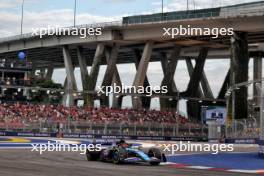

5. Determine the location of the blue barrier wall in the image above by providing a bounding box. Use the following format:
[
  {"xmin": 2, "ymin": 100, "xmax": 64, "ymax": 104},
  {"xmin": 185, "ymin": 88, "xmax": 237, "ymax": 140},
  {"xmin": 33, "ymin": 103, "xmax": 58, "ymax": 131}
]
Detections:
[
  {"xmin": 1, "ymin": 131, "xmax": 263, "ymax": 144},
  {"xmin": 0, "ymin": 131, "xmax": 207, "ymax": 141}
]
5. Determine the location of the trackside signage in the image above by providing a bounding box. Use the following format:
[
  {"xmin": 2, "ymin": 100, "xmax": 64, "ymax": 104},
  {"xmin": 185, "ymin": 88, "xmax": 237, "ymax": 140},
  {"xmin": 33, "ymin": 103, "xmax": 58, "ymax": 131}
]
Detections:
[
  {"xmin": 1, "ymin": 131, "xmax": 260, "ymax": 144},
  {"xmin": 0, "ymin": 131, "xmax": 206, "ymax": 141}
]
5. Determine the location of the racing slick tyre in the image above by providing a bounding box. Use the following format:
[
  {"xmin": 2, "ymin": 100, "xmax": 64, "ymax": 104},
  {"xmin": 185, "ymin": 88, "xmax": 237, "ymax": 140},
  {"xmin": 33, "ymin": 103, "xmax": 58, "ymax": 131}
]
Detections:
[
  {"xmin": 86, "ymin": 149, "xmax": 99, "ymax": 161},
  {"xmin": 148, "ymin": 148, "xmax": 162, "ymax": 166},
  {"xmin": 112, "ymin": 149, "xmax": 122, "ymax": 164},
  {"xmin": 99, "ymin": 149, "xmax": 107, "ymax": 162}
]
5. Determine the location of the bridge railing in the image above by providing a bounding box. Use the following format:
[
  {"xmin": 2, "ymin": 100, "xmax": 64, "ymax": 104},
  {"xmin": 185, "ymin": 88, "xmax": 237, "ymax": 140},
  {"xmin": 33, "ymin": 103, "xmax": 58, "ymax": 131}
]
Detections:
[
  {"xmin": 0, "ymin": 60, "xmax": 32, "ymax": 70},
  {"xmin": 123, "ymin": 11, "xmax": 220, "ymax": 25},
  {"xmin": 0, "ymin": 21, "xmax": 123, "ymax": 43},
  {"xmin": 220, "ymin": 9, "xmax": 264, "ymax": 18},
  {"xmin": 220, "ymin": 1, "xmax": 264, "ymax": 17}
]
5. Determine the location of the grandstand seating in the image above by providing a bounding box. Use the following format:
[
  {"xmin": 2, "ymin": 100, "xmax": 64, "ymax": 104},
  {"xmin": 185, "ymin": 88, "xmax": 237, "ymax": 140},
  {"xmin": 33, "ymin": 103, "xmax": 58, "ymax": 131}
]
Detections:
[{"xmin": 0, "ymin": 103, "xmax": 188, "ymax": 127}]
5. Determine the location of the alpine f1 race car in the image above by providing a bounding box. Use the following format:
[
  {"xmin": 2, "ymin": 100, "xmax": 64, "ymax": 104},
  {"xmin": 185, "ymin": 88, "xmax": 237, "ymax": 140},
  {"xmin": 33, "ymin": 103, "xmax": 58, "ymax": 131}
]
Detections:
[{"xmin": 86, "ymin": 139, "xmax": 165, "ymax": 165}]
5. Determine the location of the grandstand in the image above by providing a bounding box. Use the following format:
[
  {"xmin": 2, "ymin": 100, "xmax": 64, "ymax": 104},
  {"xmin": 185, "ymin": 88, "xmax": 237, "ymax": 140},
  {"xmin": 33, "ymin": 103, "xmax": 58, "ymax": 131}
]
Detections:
[{"xmin": 0, "ymin": 102, "xmax": 207, "ymax": 138}]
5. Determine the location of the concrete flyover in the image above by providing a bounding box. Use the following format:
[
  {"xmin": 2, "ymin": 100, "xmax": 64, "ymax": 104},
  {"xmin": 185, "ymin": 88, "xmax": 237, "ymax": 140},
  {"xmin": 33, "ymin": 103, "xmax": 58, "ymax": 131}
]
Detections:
[{"xmin": 0, "ymin": 1, "xmax": 264, "ymax": 120}]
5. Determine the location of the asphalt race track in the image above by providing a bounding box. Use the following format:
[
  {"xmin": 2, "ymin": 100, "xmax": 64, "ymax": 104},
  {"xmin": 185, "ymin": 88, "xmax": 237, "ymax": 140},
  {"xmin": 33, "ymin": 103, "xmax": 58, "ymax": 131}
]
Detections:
[
  {"xmin": 0, "ymin": 137, "xmax": 261, "ymax": 176},
  {"xmin": 0, "ymin": 149, "xmax": 251, "ymax": 176}
]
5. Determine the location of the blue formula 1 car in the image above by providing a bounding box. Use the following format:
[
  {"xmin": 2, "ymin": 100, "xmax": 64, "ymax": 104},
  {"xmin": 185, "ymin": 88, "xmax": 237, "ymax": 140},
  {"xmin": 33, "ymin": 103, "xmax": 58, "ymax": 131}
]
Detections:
[{"xmin": 86, "ymin": 139, "xmax": 165, "ymax": 165}]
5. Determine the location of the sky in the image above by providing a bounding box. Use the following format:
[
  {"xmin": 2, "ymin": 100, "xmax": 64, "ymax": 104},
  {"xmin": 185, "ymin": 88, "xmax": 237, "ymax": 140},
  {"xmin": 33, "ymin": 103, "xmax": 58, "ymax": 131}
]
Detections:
[
  {"xmin": 0, "ymin": 0, "xmax": 260, "ymax": 36},
  {"xmin": 0, "ymin": 0, "xmax": 262, "ymax": 113}
]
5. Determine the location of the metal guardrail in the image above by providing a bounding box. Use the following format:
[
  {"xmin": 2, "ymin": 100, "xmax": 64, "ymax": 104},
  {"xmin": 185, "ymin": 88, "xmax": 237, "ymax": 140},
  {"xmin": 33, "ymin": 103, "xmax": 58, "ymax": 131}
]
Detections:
[
  {"xmin": 226, "ymin": 118, "xmax": 260, "ymax": 139},
  {"xmin": 123, "ymin": 11, "xmax": 219, "ymax": 25},
  {"xmin": 0, "ymin": 61, "xmax": 32, "ymax": 69},
  {"xmin": 220, "ymin": 10, "xmax": 264, "ymax": 18},
  {"xmin": 124, "ymin": 9, "xmax": 264, "ymax": 25}
]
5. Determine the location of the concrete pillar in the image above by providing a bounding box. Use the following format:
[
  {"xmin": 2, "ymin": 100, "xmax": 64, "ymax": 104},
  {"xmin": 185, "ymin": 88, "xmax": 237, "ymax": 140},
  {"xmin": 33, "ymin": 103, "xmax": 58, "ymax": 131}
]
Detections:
[
  {"xmin": 160, "ymin": 46, "xmax": 181, "ymax": 112},
  {"xmin": 100, "ymin": 44, "xmax": 120, "ymax": 107},
  {"xmin": 62, "ymin": 45, "xmax": 77, "ymax": 107},
  {"xmin": 23, "ymin": 72, "xmax": 30, "ymax": 98},
  {"xmin": 185, "ymin": 58, "xmax": 203, "ymax": 121},
  {"xmin": 134, "ymin": 49, "xmax": 151, "ymax": 109},
  {"xmin": 46, "ymin": 64, "xmax": 54, "ymax": 80},
  {"xmin": 77, "ymin": 46, "xmax": 94, "ymax": 107},
  {"xmin": 186, "ymin": 58, "xmax": 213, "ymax": 99},
  {"xmin": 185, "ymin": 48, "xmax": 208, "ymax": 121},
  {"xmin": 132, "ymin": 42, "xmax": 154, "ymax": 109},
  {"xmin": 185, "ymin": 48, "xmax": 208, "ymax": 97},
  {"xmin": 201, "ymin": 70, "xmax": 213, "ymax": 99},
  {"xmin": 39, "ymin": 68, "xmax": 45, "ymax": 79},
  {"xmin": 253, "ymin": 57, "xmax": 262, "ymax": 105},
  {"xmin": 185, "ymin": 58, "xmax": 204, "ymax": 98},
  {"xmin": 90, "ymin": 43, "xmax": 105, "ymax": 90},
  {"xmin": 23, "ymin": 88, "xmax": 30, "ymax": 99},
  {"xmin": 111, "ymin": 81, "xmax": 123, "ymax": 108},
  {"xmin": 104, "ymin": 48, "xmax": 123, "ymax": 108},
  {"xmin": 230, "ymin": 32, "xmax": 249, "ymax": 119},
  {"xmin": 218, "ymin": 69, "xmax": 230, "ymax": 99},
  {"xmin": 63, "ymin": 67, "xmax": 77, "ymax": 90},
  {"xmin": 160, "ymin": 52, "xmax": 177, "ymax": 92}
]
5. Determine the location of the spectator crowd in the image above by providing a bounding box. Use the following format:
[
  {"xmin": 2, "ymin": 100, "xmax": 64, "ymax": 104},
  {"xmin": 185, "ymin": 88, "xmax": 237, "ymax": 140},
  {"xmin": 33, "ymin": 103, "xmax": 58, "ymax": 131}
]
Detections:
[{"xmin": 0, "ymin": 103, "xmax": 189, "ymax": 129}]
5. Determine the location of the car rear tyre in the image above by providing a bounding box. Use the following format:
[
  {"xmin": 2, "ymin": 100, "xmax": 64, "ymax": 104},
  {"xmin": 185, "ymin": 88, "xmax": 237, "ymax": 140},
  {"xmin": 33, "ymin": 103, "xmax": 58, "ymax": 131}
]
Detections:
[
  {"xmin": 148, "ymin": 148, "xmax": 162, "ymax": 165},
  {"xmin": 148, "ymin": 148, "xmax": 162, "ymax": 160},
  {"xmin": 150, "ymin": 161, "xmax": 160, "ymax": 166},
  {"xmin": 99, "ymin": 149, "xmax": 106, "ymax": 161},
  {"xmin": 112, "ymin": 149, "xmax": 121, "ymax": 164},
  {"xmin": 86, "ymin": 149, "xmax": 99, "ymax": 161}
]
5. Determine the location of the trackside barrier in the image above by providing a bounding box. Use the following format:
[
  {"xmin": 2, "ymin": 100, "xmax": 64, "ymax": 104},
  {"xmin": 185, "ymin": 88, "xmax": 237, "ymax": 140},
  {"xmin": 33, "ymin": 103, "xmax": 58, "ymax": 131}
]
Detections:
[
  {"xmin": 0, "ymin": 131, "xmax": 207, "ymax": 142},
  {"xmin": 202, "ymin": 138, "xmax": 261, "ymax": 144},
  {"xmin": 1, "ymin": 121, "xmax": 208, "ymax": 138},
  {"xmin": 1, "ymin": 131, "xmax": 262, "ymax": 144},
  {"xmin": 225, "ymin": 138, "xmax": 259, "ymax": 144},
  {"xmin": 0, "ymin": 131, "xmax": 56, "ymax": 137}
]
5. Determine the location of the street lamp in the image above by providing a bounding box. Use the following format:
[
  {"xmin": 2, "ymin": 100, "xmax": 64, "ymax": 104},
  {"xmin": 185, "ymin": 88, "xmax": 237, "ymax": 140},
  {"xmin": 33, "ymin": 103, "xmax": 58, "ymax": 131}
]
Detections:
[
  {"xmin": 21, "ymin": 0, "xmax": 25, "ymax": 35},
  {"xmin": 74, "ymin": 0, "xmax": 77, "ymax": 27},
  {"xmin": 161, "ymin": 0, "xmax": 164, "ymax": 21},
  {"xmin": 162, "ymin": 0, "xmax": 164, "ymax": 14}
]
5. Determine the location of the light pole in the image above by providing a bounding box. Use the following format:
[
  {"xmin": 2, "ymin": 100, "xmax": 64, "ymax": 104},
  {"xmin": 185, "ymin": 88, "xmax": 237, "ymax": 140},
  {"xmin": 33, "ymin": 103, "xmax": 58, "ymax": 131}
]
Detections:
[
  {"xmin": 162, "ymin": 0, "xmax": 164, "ymax": 14},
  {"xmin": 21, "ymin": 0, "xmax": 25, "ymax": 35},
  {"xmin": 74, "ymin": 0, "xmax": 77, "ymax": 27},
  {"xmin": 161, "ymin": 0, "xmax": 164, "ymax": 21}
]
